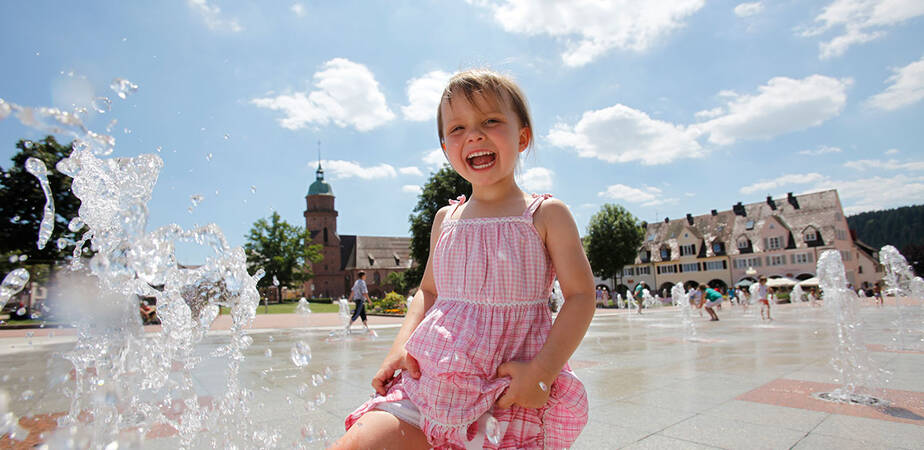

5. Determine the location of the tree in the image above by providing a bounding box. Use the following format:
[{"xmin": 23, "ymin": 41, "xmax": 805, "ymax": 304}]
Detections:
[
  {"xmin": 385, "ymin": 271, "xmax": 408, "ymax": 295},
  {"xmin": 243, "ymin": 212, "xmax": 322, "ymax": 305},
  {"xmin": 584, "ymin": 203, "xmax": 645, "ymax": 284},
  {"xmin": 406, "ymin": 165, "xmax": 471, "ymax": 287},
  {"xmin": 0, "ymin": 136, "xmax": 83, "ymax": 275}
]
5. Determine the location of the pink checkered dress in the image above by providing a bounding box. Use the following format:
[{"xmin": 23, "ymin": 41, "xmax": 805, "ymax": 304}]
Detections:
[{"xmin": 345, "ymin": 194, "xmax": 588, "ymax": 449}]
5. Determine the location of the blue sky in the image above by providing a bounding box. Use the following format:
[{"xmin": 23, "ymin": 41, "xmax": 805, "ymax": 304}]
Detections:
[{"xmin": 1, "ymin": 1, "xmax": 922, "ymax": 263}]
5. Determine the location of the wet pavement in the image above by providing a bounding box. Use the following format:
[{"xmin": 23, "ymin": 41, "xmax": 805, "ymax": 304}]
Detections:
[{"xmin": 1, "ymin": 299, "xmax": 922, "ymax": 449}]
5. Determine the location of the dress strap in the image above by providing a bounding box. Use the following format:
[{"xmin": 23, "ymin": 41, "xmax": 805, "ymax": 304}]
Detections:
[
  {"xmin": 448, "ymin": 195, "xmax": 466, "ymax": 220},
  {"xmin": 523, "ymin": 193, "xmax": 552, "ymax": 217}
]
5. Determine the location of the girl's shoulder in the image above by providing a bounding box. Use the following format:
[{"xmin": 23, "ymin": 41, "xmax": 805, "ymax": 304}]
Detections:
[{"xmin": 531, "ymin": 196, "xmax": 575, "ymax": 241}]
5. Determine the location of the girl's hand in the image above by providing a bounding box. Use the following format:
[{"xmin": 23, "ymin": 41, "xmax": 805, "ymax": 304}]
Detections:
[
  {"xmin": 371, "ymin": 349, "xmax": 421, "ymax": 396},
  {"xmin": 495, "ymin": 360, "xmax": 553, "ymax": 409}
]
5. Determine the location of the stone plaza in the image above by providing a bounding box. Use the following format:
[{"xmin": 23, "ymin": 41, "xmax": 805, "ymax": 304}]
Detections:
[{"xmin": 1, "ymin": 299, "xmax": 922, "ymax": 449}]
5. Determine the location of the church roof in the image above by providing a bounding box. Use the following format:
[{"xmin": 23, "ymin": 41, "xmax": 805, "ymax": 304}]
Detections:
[
  {"xmin": 339, "ymin": 235, "xmax": 413, "ymax": 271},
  {"xmin": 308, "ymin": 163, "xmax": 333, "ymax": 196}
]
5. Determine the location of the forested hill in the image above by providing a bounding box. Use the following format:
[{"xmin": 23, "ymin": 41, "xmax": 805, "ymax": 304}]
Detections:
[{"xmin": 847, "ymin": 204, "xmax": 924, "ymax": 250}]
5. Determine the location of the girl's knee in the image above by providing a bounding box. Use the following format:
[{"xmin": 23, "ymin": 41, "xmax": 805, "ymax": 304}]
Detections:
[{"xmin": 332, "ymin": 411, "xmax": 429, "ymax": 450}]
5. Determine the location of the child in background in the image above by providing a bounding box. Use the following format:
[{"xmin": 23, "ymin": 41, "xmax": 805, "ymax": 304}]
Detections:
[
  {"xmin": 333, "ymin": 69, "xmax": 595, "ymax": 449},
  {"xmin": 757, "ymin": 276, "xmax": 772, "ymax": 320}
]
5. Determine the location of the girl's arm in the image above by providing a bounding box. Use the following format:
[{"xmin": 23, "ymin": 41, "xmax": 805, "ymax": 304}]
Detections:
[
  {"xmin": 496, "ymin": 198, "xmax": 595, "ymax": 409},
  {"xmin": 371, "ymin": 206, "xmax": 447, "ymax": 395}
]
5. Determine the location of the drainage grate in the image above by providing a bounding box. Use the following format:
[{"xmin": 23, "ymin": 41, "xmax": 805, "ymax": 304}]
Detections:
[{"xmin": 813, "ymin": 391, "xmax": 888, "ymax": 407}]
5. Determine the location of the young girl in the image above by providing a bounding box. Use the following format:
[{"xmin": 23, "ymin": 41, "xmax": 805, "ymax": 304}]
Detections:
[{"xmin": 332, "ymin": 70, "xmax": 595, "ymax": 449}]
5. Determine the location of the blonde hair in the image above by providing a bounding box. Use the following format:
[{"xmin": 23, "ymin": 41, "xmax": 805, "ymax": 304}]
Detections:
[{"xmin": 436, "ymin": 69, "xmax": 533, "ymax": 148}]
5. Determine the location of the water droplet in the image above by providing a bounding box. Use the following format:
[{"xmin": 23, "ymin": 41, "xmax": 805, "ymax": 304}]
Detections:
[
  {"xmin": 272, "ymin": 275, "xmax": 279, "ymax": 286},
  {"xmin": 206, "ymin": 153, "xmax": 213, "ymax": 161},
  {"xmin": 314, "ymin": 392, "xmax": 326, "ymax": 405},
  {"xmin": 30, "ymin": 313, "xmax": 38, "ymax": 319},
  {"xmin": 1, "ymin": 269, "xmax": 30, "ymax": 308},
  {"xmin": 268, "ymin": 335, "xmax": 274, "ymax": 343},
  {"xmin": 311, "ymin": 374, "xmax": 323, "ymax": 387},
  {"xmin": 324, "ymin": 367, "xmax": 332, "ymax": 379},
  {"xmin": 296, "ymin": 298, "xmax": 311, "ymax": 316},
  {"xmin": 538, "ymin": 381, "xmax": 548, "ymax": 392},
  {"xmin": 290, "ymin": 341, "xmax": 312, "ymax": 367},
  {"xmin": 110, "ymin": 78, "xmax": 138, "ymax": 99},
  {"xmin": 485, "ymin": 415, "xmax": 500, "ymax": 444},
  {"xmin": 264, "ymin": 348, "xmax": 272, "ymax": 358},
  {"xmin": 23, "ymin": 140, "xmax": 33, "ymax": 149},
  {"xmin": 296, "ymin": 383, "xmax": 309, "ymax": 397},
  {"xmin": 25, "ymin": 158, "xmax": 54, "ymax": 250},
  {"xmin": 20, "ymin": 390, "xmax": 34, "ymax": 401},
  {"xmin": 223, "ymin": 134, "xmax": 230, "ymax": 140},
  {"xmin": 11, "ymin": 216, "xmax": 19, "ymax": 223},
  {"xmin": 16, "ymin": 307, "xmax": 26, "ymax": 316},
  {"xmin": 188, "ymin": 194, "xmax": 204, "ymax": 213},
  {"xmin": 155, "ymin": 146, "xmax": 162, "ymax": 153},
  {"xmin": 122, "ymin": 128, "xmax": 132, "ymax": 135},
  {"xmin": 250, "ymin": 185, "xmax": 256, "ymax": 194},
  {"xmin": 17, "ymin": 255, "xmax": 26, "ymax": 262},
  {"xmin": 68, "ymin": 217, "xmax": 85, "ymax": 232},
  {"xmin": 92, "ymin": 97, "xmax": 111, "ymax": 113},
  {"xmin": 106, "ymin": 119, "xmax": 117, "ymax": 133}
]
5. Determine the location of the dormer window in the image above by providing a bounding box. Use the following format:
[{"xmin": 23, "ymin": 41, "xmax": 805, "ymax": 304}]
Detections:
[
  {"xmin": 737, "ymin": 237, "xmax": 748, "ymax": 249},
  {"xmin": 393, "ymin": 252, "xmax": 400, "ymax": 266},
  {"xmin": 660, "ymin": 248, "xmax": 671, "ymax": 260},
  {"xmin": 368, "ymin": 254, "xmax": 375, "ymax": 266},
  {"xmin": 745, "ymin": 220, "xmax": 755, "ymax": 230},
  {"xmin": 805, "ymin": 230, "xmax": 817, "ymax": 242}
]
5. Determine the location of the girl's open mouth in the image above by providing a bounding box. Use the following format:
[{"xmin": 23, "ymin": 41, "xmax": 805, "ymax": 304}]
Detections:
[{"xmin": 466, "ymin": 151, "xmax": 496, "ymax": 170}]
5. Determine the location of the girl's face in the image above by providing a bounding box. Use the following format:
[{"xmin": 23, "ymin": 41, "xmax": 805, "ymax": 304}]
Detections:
[{"xmin": 439, "ymin": 91, "xmax": 530, "ymax": 187}]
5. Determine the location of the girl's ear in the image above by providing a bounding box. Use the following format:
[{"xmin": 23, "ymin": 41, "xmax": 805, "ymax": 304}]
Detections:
[{"xmin": 518, "ymin": 127, "xmax": 531, "ymax": 152}]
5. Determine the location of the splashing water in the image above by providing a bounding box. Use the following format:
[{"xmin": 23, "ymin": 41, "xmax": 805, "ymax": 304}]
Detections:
[
  {"xmin": 550, "ymin": 279, "xmax": 564, "ymax": 311},
  {"xmin": 290, "ymin": 341, "xmax": 312, "ymax": 367},
  {"xmin": 673, "ymin": 284, "xmax": 696, "ymax": 340},
  {"xmin": 792, "ymin": 284, "xmax": 804, "ymax": 304},
  {"xmin": 485, "ymin": 414, "xmax": 501, "ymax": 444},
  {"xmin": 296, "ymin": 297, "xmax": 311, "ymax": 317},
  {"xmin": 109, "ymin": 78, "xmax": 138, "ymax": 99},
  {"xmin": 25, "ymin": 157, "xmax": 55, "ymax": 249},
  {"xmin": 879, "ymin": 245, "xmax": 920, "ymax": 350},
  {"xmin": 92, "ymin": 97, "xmax": 111, "ymax": 114},
  {"xmin": 3, "ymin": 95, "xmax": 279, "ymax": 447},
  {"xmin": 816, "ymin": 250, "xmax": 884, "ymax": 404},
  {"xmin": 1, "ymin": 268, "xmax": 30, "ymax": 310}
]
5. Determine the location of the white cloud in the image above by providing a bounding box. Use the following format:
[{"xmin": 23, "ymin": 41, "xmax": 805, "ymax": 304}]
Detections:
[
  {"xmin": 422, "ymin": 148, "xmax": 446, "ymax": 169},
  {"xmin": 548, "ymin": 104, "xmax": 704, "ymax": 165},
  {"xmin": 843, "ymin": 159, "xmax": 924, "ymax": 171},
  {"xmin": 734, "ymin": 2, "xmax": 763, "ymax": 17},
  {"xmin": 402, "ymin": 70, "xmax": 452, "ymax": 121},
  {"xmin": 517, "ymin": 167, "xmax": 554, "ymax": 192},
  {"xmin": 798, "ymin": 145, "xmax": 842, "ymax": 156},
  {"xmin": 598, "ymin": 184, "xmax": 674, "ymax": 207},
  {"xmin": 739, "ymin": 173, "xmax": 825, "ymax": 195},
  {"xmin": 470, "ymin": 0, "xmax": 706, "ymax": 67},
  {"xmin": 818, "ymin": 174, "xmax": 924, "ymax": 214},
  {"xmin": 187, "ymin": 0, "xmax": 243, "ymax": 32},
  {"xmin": 695, "ymin": 75, "xmax": 850, "ymax": 145},
  {"xmin": 867, "ymin": 56, "xmax": 924, "ymax": 111},
  {"xmin": 802, "ymin": 0, "xmax": 924, "ymax": 59},
  {"xmin": 290, "ymin": 3, "xmax": 306, "ymax": 17},
  {"xmin": 694, "ymin": 107, "xmax": 724, "ymax": 119},
  {"xmin": 885, "ymin": 148, "xmax": 900, "ymax": 155},
  {"xmin": 402, "ymin": 185, "xmax": 422, "ymax": 194},
  {"xmin": 399, "ymin": 166, "xmax": 423, "ymax": 176},
  {"xmin": 322, "ymin": 160, "xmax": 397, "ymax": 180},
  {"xmin": 251, "ymin": 58, "xmax": 395, "ymax": 132}
]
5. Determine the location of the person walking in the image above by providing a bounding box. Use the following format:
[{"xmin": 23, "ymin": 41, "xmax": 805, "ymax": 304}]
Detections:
[{"xmin": 347, "ymin": 271, "xmax": 371, "ymax": 334}]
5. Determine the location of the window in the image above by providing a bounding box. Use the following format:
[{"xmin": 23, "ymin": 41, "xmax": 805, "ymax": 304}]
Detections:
[
  {"xmin": 859, "ymin": 265, "xmax": 863, "ymax": 274},
  {"xmin": 374, "ymin": 272, "xmax": 381, "ymax": 284},
  {"xmin": 767, "ymin": 236, "xmax": 782, "ymax": 250},
  {"xmin": 637, "ymin": 266, "xmax": 651, "ymax": 275},
  {"xmin": 323, "ymin": 227, "xmax": 328, "ymax": 243},
  {"xmin": 712, "ymin": 243, "xmax": 724, "ymax": 254},
  {"xmin": 746, "ymin": 220, "xmax": 755, "ymax": 230},
  {"xmin": 840, "ymin": 250, "xmax": 851, "ymax": 261},
  {"xmin": 737, "ymin": 238, "xmax": 749, "ymax": 249},
  {"xmin": 767, "ymin": 255, "xmax": 785, "ymax": 266},
  {"xmin": 660, "ymin": 248, "xmax": 671, "ymax": 260},
  {"xmin": 792, "ymin": 253, "xmax": 812, "ymax": 264},
  {"xmin": 657, "ymin": 265, "xmax": 677, "ymax": 274},
  {"xmin": 705, "ymin": 260, "xmax": 726, "ymax": 271},
  {"xmin": 640, "ymin": 251, "xmax": 651, "ymax": 263},
  {"xmin": 680, "ymin": 244, "xmax": 696, "ymax": 256},
  {"xmin": 681, "ymin": 263, "xmax": 700, "ymax": 272},
  {"xmin": 804, "ymin": 230, "xmax": 817, "ymax": 242},
  {"xmin": 623, "ymin": 267, "xmax": 635, "ymax": 276},
  {"xmin": 735, "ymin": 256, "xmax": 762, "ymax": 269},
  {"xmin": 647, "ymin": 233, "xmax": 656, "ymax": 241}
]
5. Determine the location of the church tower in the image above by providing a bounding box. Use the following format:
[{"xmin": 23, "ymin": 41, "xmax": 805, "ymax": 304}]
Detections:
[{"xmin": 304, "ymin": 158, "xmax": 341, "ymax": 297}]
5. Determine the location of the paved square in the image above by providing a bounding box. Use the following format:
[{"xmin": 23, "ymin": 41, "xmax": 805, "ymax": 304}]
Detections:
[{"xmin": 0, "ymin": 299, "xmax": 921, "ymax": 448}]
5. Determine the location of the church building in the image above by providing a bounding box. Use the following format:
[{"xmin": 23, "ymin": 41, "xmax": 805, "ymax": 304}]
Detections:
[{"xmin": 303, "ymin": 162, "xmax": 413, "ymax": 299}]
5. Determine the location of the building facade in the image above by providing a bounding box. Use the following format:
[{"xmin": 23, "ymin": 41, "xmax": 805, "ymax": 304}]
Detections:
[
  {"xmin": 303, "ymin": 163, "xmax": 413, "ymax": 298},
  {"xmin": 607, "ymin": 189, "xmax": 882, "ymax": 296}
]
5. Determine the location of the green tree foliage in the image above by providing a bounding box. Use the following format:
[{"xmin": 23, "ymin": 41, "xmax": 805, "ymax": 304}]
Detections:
[
  {"xmin": 584, "ymin": 203, "xmax": 645, "ymax": 281},
  {"xmin": 846, "ymin": 204, "xmax": 924, "ymax": 251},
  {"xmin": 244, "ymin": 212, "xmax": 322, "ymax": 302},
  {"xmin": 0, "ymin": 136, "xmax": 83, "ymax": 273},
  {"xmin": 385, "ymin": 271, "xmax": 408, "ymax": 295},
  {"xmin": 406, "ymin": 165, "xmax": 471, "ymax": 287}
]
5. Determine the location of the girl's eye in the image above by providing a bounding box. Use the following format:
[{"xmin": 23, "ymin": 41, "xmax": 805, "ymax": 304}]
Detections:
[
  {"xmin": 449, "ymin": 126, "xmax": 463, "ymax": 134},
  {"xmin": 484, "ymin": 119, "xmax": 499, "ymax": 125}
]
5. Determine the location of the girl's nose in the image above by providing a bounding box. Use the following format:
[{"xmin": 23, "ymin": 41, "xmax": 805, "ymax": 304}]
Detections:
[{"xmin": 466, "ymin": 128, "xmax": 485, "ymax": 142}]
